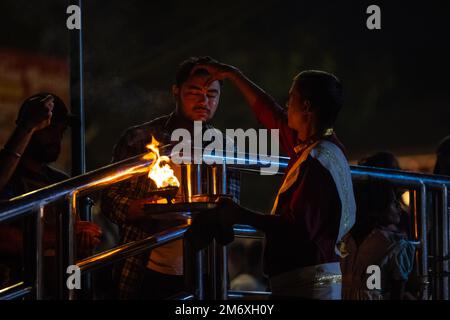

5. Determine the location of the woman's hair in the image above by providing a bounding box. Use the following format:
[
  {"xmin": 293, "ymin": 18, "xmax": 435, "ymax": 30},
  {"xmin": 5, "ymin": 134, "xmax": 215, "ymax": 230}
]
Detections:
[
  {"xmin": 293, "ymin": 70, "xmax": 343, "ymax": 130},
  {"xmin": 358, "ymin": 151, "xmax": 400, "ymax": 170},
  {"xmin": 351, "ymin": 179, "xmax": 401, "ymax": 242}
]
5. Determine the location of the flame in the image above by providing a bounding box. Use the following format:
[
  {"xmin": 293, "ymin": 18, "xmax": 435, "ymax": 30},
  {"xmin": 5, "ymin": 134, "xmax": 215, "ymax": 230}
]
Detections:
[{"xmin": 144, "ymin": 136, "xmax": 180, "ymax": 188}]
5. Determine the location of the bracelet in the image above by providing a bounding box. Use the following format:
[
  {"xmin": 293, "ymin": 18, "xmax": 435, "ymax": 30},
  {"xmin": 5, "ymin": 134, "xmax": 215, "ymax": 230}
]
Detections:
[{"xmin": 2, "ymin": 147, "xmax": 22, "ymax": 159}]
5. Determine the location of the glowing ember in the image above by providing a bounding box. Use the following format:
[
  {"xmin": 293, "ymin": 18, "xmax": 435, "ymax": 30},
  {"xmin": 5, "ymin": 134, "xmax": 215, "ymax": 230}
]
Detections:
[{"xmin": 143, "ymin": 137, "xmax": 180, "ymax": 188}]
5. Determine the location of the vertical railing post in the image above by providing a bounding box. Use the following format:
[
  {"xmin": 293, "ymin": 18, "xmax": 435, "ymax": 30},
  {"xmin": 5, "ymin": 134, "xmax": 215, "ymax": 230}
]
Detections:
[
  {"xmin": 219, "ymin": 245, "xmax": 228, "ymax": 300},
  {"xmin": 208, "ymin": 241, "xmax": 217, "ymax": 300},
  {"xmin": 183, "ymin": 233, "xmax": 194, "ymax": 298},
  {"xmin": 68, "ymin": 0, "xmax": 90, "ymax": 298},
  {"xmin": 70, "ymin": 0, "xmax": 86, "ymax": 181},
  {"xmin": 441, "ymin": 185, "xmax": 448, "ymax": 300},
  {"xmin": 206, "ymin": 241, "xmax": 228, "ymax": 300},
  {"xmin": 433, "ymin": 190, "xmax": 441, "ymax": 299},
  {"xmin": 418, "ymin": 183, "xmax": 429, "ymax": 299},
  {"xmin": 35, "ymin": 205, "xmax": 44, "ymax": 299},
  {"xmin": 196, "ymin": 250, "xmax": 205, "ymax": 300},
  {"xmin": 59, "ymin": 192, "xmax": 76, "ymax": 300},
  {"xmin": 182, "ymin": 233, "xmax": 205, "ymax": 300}
]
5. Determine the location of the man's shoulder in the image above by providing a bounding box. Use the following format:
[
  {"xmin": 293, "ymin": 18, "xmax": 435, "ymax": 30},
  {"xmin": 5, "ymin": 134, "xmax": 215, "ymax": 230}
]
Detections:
[
  {"xmin": 125, "ymin": 114, "xmax": 171, "ymax": 135},
  {"xmin": 120, "ymin": 114, "xmax": 173, "ymax": 145}
]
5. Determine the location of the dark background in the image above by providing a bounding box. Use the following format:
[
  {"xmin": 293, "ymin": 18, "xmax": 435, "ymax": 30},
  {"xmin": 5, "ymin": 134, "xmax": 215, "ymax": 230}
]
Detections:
[{"xmin": 1, "ymin": 0, "xmax": 449, "ymax": 211}]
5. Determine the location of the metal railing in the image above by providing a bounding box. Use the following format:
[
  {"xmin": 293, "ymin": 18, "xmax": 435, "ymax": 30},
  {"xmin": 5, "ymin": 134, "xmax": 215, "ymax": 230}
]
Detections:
[
  {"xmin": 1, "ymin": 153, "xmax": 449, "ymax": 300},
  {"xmin": 349, "ymin": 165, "xmax": 450, "ymax": 300},
  {"xmin": 0, "ymin": 153, "xmax": 153, "ymax": 300}
]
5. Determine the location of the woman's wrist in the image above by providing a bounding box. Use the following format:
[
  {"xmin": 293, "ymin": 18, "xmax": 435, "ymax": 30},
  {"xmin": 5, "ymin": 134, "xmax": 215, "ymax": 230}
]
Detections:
[{"xmin": 226, "ymin": 66, "xmax": 242, "ymax": 82}]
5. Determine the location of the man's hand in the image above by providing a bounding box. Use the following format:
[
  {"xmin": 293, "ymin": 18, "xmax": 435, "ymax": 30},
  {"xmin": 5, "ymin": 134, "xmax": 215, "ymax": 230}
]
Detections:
[
  {"xmin": 17, "ymin": 95, "xmax": 54, "ymax": 132},
  {"xmin": 127, "ymin": 197, "xmax": 160, "ymax": 222},
  {"xmin": 75, "ymin": 221, "xmax": 102, "ymax": 255}
]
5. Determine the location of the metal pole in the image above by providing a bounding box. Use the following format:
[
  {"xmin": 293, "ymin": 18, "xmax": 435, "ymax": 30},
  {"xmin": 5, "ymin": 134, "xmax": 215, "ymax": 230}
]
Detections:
[
  {"xmin": 0, "ymin": 283, "xmax": 33, "ymax": 300},
  {"xmin": 409, "ymin": 189, "xmax": 417, "ymax": 241},
  {"xmin": 183, "ymin": 236, "xmax": 195, "ymax": 299},
  {"xmin": 207, "ymin": 241, "xmax": 229, "ymax": 300},
  {"xmin": 220, "ymin": 245, "xmax": 228, "ymax": 300},
  {"xmin": 70, "ymin": 0, "xmax": 86, "ymax": 179},
  {"xmin": 433, "ymin": 191, "xmax": 441, "ymax": 299},
  {"xmin": 35, "ymin": 205, "xmax": 44, "ymax": 299},
  {"xmin": 68, "ymin": 2, "xmax": 91, "ymax": 298},
  {"xmin": 418, "ymin": 183, "xmax": 429, "ymax": 300},
  {"xmin": 210, "ymin": 241, "xmax": 217, "ymax": 299},
  {"xmin": 76, "ymin": 225, "xmax": 189, "ymax": 273},
  {"xmin": 441, "ymin": 185, "xmax": 448, "ymax": 299},
  {"xmin": 196, "ymin": 250, "xmax": 204, "ymax": 300},
  {"xmin": 60, "ymin": 193, "xmax": 76, "ymax": 300},
  {"xmin": 410, "ymin": 188, "xmax": 423, "ymax": 299}
]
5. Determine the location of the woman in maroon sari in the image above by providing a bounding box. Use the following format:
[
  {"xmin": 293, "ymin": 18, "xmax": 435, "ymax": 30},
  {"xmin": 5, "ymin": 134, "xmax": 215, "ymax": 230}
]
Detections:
[{"xmin": 187, "ymin": 61, "xmax": 356, "ymax": 299}]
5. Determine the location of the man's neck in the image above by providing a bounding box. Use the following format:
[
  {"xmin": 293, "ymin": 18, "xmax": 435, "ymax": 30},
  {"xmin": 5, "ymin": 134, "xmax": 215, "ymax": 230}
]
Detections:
[
  {"xmin": 171, "ymin": 112, "xmax": 208, "ymax": 134},
  {"xmin": 173, "ymin": 112, "xmax": 194, "ymax": 130}
]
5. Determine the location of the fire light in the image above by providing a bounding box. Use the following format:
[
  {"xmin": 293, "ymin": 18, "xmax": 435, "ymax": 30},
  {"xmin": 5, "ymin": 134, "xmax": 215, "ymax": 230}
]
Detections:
[{"xmin": 144, "ymin": 136, "xmax": 180, "ymax": 189}]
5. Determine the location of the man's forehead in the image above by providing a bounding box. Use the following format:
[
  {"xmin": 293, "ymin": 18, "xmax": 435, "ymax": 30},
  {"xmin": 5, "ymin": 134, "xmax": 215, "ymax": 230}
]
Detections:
[{"xmin": 183, "ymin": 73, "xmax": 220, "ymax": 90}]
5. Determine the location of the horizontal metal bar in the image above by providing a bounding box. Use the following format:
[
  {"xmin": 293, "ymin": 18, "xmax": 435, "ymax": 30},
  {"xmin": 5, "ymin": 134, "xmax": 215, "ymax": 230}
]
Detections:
[
  {"xmin": 0, "ymin": 282, "xmax": 33, "ymax": 300},
  {"xmin": 1, "ymin": 151, "xmax": 449, "ymax": 225},
  {"xmin": 227, "ymin": 160, "xmax": 450, "ymax": 188},
  {"xmin": 169, "ymin": 292, "xmax": 196, "ymax": 300},
  {"xmin": 76, "ymin": 224, "xmax": 189, "ymax": 274},
  {"xmin": 233, "ymin": 225, "xmax": 264, "ymax": 239},
  {"xmin": 227, "ymin": 290, "xmax": 272, "ymax": 298},
  {"xmin": 350, "ymin": 165, "xmax": 450, "ymax": 186},
  {"xmin": 0, "ymin": 153, "xmax": 153, "ymax": 223}
]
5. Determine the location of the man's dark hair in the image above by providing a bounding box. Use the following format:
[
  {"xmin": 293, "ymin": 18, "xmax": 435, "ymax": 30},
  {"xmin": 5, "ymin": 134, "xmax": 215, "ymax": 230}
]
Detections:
[
  {"xmin": 294, "ymin": 70, "xmax": 343, "ymax": 130},
  {"xmin": 175, "ymin": 56, "xmax": 223, "ymax": 87}
]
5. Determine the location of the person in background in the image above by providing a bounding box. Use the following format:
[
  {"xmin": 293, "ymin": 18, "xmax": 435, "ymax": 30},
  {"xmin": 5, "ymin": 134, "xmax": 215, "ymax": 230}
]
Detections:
[
  {"xmin": 0, "ymin": 93, "xmax": 102, "ymax": 297},
  {"xmin": 339, "ymin": 180, "xmax": 417, "ymax": 300},
  {"xmin": 358, "ymin": 151, "xmax": 400, "ymax": 170},
  {"xmin": 434, "ymin": 136, "xmax": 450, "ymax": 176}
]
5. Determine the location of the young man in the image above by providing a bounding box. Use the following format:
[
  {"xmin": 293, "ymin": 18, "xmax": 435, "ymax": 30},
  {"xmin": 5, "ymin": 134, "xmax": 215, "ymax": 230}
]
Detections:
[
  {"xmin": 0, "ymin": 93, "xmax": 101, "ymax": 296},
  {"xmin": 187, "ymin": 62, "xmax": 356, "ymax": 299},
  {"xmin": 101, "ymin": 56, "xmax": 240, "ymax": 299}
]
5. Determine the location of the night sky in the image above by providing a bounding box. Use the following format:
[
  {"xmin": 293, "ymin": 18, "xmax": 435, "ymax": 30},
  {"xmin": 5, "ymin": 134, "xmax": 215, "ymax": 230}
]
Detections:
[{"xmin": 1, "ymin": 0, "xmax": 449, "ymax": 210}]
